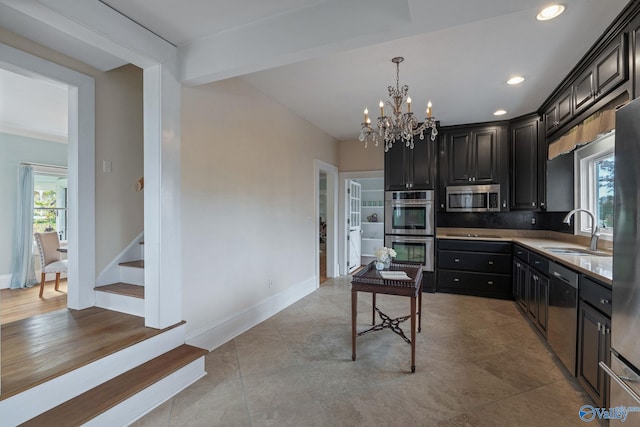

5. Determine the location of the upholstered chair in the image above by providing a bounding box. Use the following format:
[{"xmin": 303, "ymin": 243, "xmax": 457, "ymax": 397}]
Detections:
[{"xmin": 34, "ymin": 231, "xmax": 67, "ymax": 297}]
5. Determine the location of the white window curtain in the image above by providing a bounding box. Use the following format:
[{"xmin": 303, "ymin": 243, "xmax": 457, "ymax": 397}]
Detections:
[{"xmin": 9, "ymin": 164, "xmax": 37, "ymax": 289}]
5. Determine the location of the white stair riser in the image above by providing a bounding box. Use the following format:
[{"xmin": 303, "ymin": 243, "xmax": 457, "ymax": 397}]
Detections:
[
  {"xmin": 95, "ymin": 291, "xmax": 144, "ymax": 317},
  {"xmin": 120, "ymin": 266, "xmax": 144, "ymax": 285},
  {"xmin": 85, "ymin": 357, "xmax": 206, "ymax": 427},
  {"xmin": 0, "ymin": 326, "xmax": 186, "ymax": 426}
]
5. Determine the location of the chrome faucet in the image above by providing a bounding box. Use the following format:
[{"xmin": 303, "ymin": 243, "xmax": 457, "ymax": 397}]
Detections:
[{"xmin": 563, "ymin": 208, "xmax": 600, "ymax": 251}]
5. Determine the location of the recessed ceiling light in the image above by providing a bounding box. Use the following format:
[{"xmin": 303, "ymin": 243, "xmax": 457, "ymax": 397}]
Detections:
[
  {"xmin": 507, "ymin": 76, "xmax": 525, "ymax": 85},
  {"xmin": 494, "ymin": 109, "xmax": 507, "ymax": 116},
  {"xmin": 537, "ymin": 4, "xmax": 566, "ymax": 21}
]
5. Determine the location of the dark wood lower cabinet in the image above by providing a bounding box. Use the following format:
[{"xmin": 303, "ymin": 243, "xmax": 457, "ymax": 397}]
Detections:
[
  {"xmin": 577, "ymin": 276, "xmax": 612, "ymax": 409},
  {"xmin": 512, "ymin": 245, "xmax": 548, "ymax": 336},
  {"xmin": 437, "ymin": 239, "xmax": 512, "ymax": 299}
]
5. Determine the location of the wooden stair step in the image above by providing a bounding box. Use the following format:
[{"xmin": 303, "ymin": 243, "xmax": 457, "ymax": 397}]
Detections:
[
  {"xmin": 95, "ymin": 282, "xmax": 144, "ymax": 299},
  {"xmin": 119, "ymin": 260, "xmax": 144, "ymax": 269},
  {"xmin": 21, "ymin": 344, "xmax": 207, "ymax": 426}
]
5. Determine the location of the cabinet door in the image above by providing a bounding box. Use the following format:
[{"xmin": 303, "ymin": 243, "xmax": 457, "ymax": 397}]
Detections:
[
  {"xmin": 544, "ymin": 104, "xmax": 558, "ymax": 135},
  {"xmin": 557, "ymin": 90, "xmax": 573, "ymax": 128},
  {"xmin": 513, "ymin": 259, "xmax": 527, "ymax": 311},
  {"xmin": 409, "ymin": 137, "xmax": 435, "ymax": 190},
  {"xmin": 384, "ymin": 140, "xmax": 406, "ymax": 190},
  {"xmin": 545, "ymin": 89, "xmax": 572, "ymax": 136},
  {"xmin": 631, "ymin": 14, "xmax": 640, "ymax": 99},
  {"xmin": 472, "ymin": 127, "xmax": 498, "ymax": 183},
  {"xmin": 511, "ymin": 117, "xmax": 538, "ymax": 210},
  {"xmin": 573, "ymin": 68, "xmax": 595, "ymax": 115},
  {"xmin": 536, "ymin": 274, "xmax": 549, "ymax": 335},
  {"xmin": 578, "ymin": 302, "xmax": 610, "ymax": 408},
  {"xmin": 527, "ymin": 268, "xmax": 537, "ymax": 322},
  {"xmin": 445, "ymin": 131, "xmax": 472, "ymax": 185},
  {"xmin": 595, "ymin": 34, "xmax": 627, "ymax": 98}
]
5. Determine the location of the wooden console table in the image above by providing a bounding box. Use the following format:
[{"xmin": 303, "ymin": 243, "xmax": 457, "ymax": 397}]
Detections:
[{"xmin": 351, "ymin": 261, "xmax": 423, "ymax": 372}]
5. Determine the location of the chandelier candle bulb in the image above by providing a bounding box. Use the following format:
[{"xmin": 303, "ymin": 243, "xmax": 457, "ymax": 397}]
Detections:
[
  {"xmin": 427, "ymin": 101, "xmax": 432, "ymax": 118},
  {"xmin": 379, "ymin": 100, "xmax": 384, "ymax": 117},
  {"xmin": 364, "ymin": 108, "xmax": 369, "ymax": 122},
  {"xmin": 407, "ymin": 96, "xmax": 412, "ymax": 113}
]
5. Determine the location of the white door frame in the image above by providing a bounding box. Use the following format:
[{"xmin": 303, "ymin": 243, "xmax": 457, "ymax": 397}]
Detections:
[
  {"xmin": 314, "ymin": 160, "xmax": 338, "ymax": 284},
  {"xmin": 0, "ymin": 43, "xmax": 96, "ymax": 309},
  {"xmin": 338, "ymin": 170, "xmax": 384, "ymax": 276}
]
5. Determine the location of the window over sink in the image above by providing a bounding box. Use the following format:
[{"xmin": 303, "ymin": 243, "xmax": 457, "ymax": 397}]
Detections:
[{"xmin": 575, "ymin": 132, "xmax": 615, "ymax": 239}]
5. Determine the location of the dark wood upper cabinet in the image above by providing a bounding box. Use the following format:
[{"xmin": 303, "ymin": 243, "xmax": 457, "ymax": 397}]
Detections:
[
  {"xmin": 544, "ymin": 88, "xmax": 572, "ymax": 136},
  {"xmin": 443, "ymin": 126, "xmax": 499, "ymax": 185},
  {"xmin": 511, "ymin": 116, "xmax": 541, "ymax": 210},
  {"xmin": 629, "ymin": 11, "xmax": 640, "ymax": 99},
  {"xmin": 572, "ymin": 33, "xmax": 628, "ymax": 115},
  {"xmin": 384, "ymin": 137, "xmax": 436, "ymax": 191}
]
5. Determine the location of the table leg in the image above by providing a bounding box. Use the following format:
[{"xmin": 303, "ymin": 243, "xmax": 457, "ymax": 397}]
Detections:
[
  {"xmin": 352, "ymin": 289, "xmax": 357, "ymax": 361},
  {"xmin": 418, "ymin": 286, "xmax": 422, "ymax": 333},
  {"xmin": 410, "ymin": 296, "xmax": 416, "ymax": 373},
  {"xmin": 372, "ymin": 292, "xmax": 376, "ymax": 325}
]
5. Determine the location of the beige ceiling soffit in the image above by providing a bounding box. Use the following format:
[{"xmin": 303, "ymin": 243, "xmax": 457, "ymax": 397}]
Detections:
[{"xmin": 548, "ymin": 92, "xmax": 629, "ymax": 160}]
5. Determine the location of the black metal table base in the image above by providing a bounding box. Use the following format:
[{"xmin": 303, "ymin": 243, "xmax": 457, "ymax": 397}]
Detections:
[{"xmin": 357, "ymin": 307, "xmax": 412, "ymax": 344}]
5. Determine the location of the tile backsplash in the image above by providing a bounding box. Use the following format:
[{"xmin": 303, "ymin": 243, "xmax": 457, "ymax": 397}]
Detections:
[{"xmin": 436, "ymin": 211, "xmax": 573, "ymax": 234}]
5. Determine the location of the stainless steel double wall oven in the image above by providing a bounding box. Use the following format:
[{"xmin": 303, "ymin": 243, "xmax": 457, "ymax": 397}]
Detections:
[{"xmin": 384, "ymin": 190, "xmax": 435, "ymax": 272}]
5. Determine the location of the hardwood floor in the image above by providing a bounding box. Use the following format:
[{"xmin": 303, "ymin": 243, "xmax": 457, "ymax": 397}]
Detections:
[
  {"xmin": 1, "ymin": 279, "xmax": 68, "ymax": 324},
  {"xmin": 0, "ymin": 306, "xmax": 180, "ymax": 400}
]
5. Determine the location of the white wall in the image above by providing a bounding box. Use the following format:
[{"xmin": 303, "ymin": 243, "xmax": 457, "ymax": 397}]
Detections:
[
  {"xmin": 0, "ymin": 133, "xmax": 67, "ymax": 280},
  {"xmin": 181, "ymin": 77, "xmax": 338, "ymax": 345},
  {"xmin": 339, "ymin": 138, "xmax": 384, "ymax": 172},
  {"xmin": 0, "ymin": 29, "xmax": 144, "ymax": 276}
]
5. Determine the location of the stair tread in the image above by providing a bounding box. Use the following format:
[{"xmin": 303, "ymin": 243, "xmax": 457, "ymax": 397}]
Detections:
[
  {"xmin": 21, "ymin": 344, "xmax": 207, "ymax": 426},
  {"xmin": 95, "ymin": 283, "xmax": 144, "ymax": 299},
  {"xmin": 119, "ymin": 260, "xmax": 144, "ymax": 269}
]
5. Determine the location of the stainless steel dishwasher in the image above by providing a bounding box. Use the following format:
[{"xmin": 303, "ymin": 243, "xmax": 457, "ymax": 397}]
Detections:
[{"xmin": 548, "ymin": 262, "xmax": 579, "ymax": 376}]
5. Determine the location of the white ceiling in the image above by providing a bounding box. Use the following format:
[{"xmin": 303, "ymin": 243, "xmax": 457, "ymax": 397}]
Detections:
[
  {"xmin": 0, "ymin": 0, "xmax": 631, "ymax": 142},
  {"xmin": 0, "ymin": 67, "xmax": 68, "ymax": 143}
]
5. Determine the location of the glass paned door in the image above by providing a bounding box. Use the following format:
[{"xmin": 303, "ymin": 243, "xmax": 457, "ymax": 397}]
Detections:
[{"xmin": 348, "ymin": 180, "xmax": 362, "ymax": 273}]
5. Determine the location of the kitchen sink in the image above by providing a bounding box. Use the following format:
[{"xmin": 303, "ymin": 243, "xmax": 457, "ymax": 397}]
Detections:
[{"xmin": 543, "ymin": 247, "xmax": 612, "ymax": 257}]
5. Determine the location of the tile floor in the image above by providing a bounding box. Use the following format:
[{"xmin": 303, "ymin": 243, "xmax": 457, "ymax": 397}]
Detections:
[{"xmin": 133, "ymin": 276, "xmax": 597, "ymax": 426}]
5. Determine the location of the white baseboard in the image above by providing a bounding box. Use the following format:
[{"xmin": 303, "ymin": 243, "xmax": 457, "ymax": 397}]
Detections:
[
  {"xmin": 186, "ymin": 276, "xmax": 317, "ymax": 351},
  {"xmin": 0, "ymin": 273, "xmax": 11, "ymax": 289}
]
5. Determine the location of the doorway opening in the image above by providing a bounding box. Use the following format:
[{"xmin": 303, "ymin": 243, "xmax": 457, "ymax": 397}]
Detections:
[{"xmin": 315, "ymin": 160, "xmax": 338, "ymax": 286}]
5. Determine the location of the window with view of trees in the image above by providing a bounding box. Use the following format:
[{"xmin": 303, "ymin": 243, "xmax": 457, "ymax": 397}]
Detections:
[
  {"xmin": 33, "ymin": 173, "xmax": 68, "ymax": 241},
  {"xmin": 575, "ymin": 132, "xmax": 615, "ymax": 239}
]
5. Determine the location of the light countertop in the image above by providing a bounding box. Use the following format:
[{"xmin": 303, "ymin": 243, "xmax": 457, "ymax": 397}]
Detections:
[{"xmin": 436, "ymin": 229, "xmax": 613, "ymax": 285}]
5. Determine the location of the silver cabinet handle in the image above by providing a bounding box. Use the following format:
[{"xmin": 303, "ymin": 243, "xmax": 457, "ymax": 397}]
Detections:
[
  {"xmin": 453, "ymin": 278, "xmax": 459, "ymax": 282},
  {"xmin": 597, "ymin": 322, "xmax": 602, "ymax": 332},
  {"xmin": 531, "ymin": 202, "xmax": 536, "ymax": 207},
  {"xmin": 600, "ymin": 362, "xmax": 640, "ymax": 405},
  {"xmin": 600, "ymin": 298, "xmax": 610, "ymax": 305},
  {"xmin": 488, "ymin": 281, "xmax": 494, "ymax": 285},
  {"xmin": 488, "ymin": 261, "xmax": 494, "ymax": 265},
  {"xmin": 454, "ymin": 258, "xmax": 460, "ymax": 263}
]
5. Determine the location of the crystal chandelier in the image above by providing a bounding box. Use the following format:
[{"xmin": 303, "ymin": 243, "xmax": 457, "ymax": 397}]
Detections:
[{"xmin": 359, "ymin": 57, "xmax": 438, "ymax": 151}]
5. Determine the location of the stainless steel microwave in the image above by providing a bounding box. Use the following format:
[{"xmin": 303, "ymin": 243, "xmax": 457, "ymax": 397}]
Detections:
[{"xmin": 446, "ymin": 184, "xmax": 501, "ymax": 212}]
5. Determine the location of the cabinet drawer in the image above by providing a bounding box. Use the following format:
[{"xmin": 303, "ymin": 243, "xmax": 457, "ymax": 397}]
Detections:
[
  {"xmin": 580, "ymin": 276, "xmax": 612, "ymax": 317},
  {"xmin": 438, "ymin": 239, "xmax": 511, "ymax": 253},
  {"xmin": 513, "ymin": 245, "xmax": 529, "ymax": 263},
  {"xmin": 529, "ymin": 252, "xmax": 549, "ymax": 275},
  {"xmin": 438, "ymin": 270, "xmax": 511, "ymax": 293},
  {"xmin": 438, "ymin": 250, "xmax": 511, "ymax": 274}
]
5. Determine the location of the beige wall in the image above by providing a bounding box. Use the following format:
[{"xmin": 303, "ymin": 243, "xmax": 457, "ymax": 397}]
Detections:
[
  {"xmin": 0, "ymin": 29, "xmax": 144, "ymax": 275},
  {"xmin": 339, "ymin": 138, "xmax": 384, "ymax": 172},
  {"xmin": 181, "ymin": 77, "xmax": 338, "ymax": 339}
]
